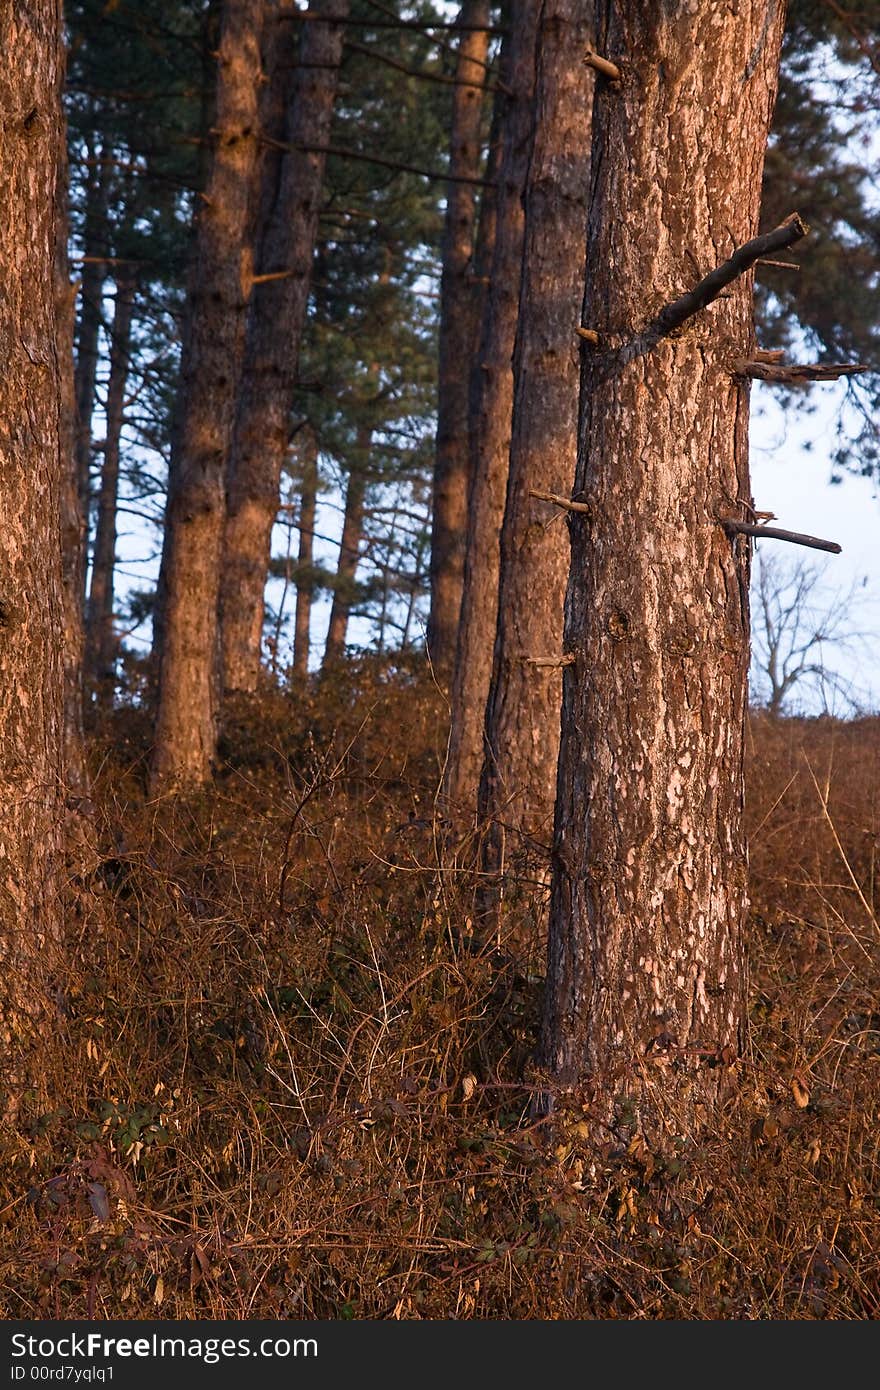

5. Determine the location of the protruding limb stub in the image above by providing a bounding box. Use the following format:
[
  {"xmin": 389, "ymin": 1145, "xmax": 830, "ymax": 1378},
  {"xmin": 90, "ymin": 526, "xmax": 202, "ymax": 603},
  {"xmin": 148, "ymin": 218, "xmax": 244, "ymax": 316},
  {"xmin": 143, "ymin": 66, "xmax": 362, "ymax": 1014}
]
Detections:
[{"xmin": 719, "ymin": 515, "xmax": 841, "ymax": 555}]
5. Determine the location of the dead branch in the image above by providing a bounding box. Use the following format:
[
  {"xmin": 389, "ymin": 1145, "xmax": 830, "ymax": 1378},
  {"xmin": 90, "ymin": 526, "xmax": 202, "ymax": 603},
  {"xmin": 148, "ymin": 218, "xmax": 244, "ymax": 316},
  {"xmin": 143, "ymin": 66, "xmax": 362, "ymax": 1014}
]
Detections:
[
  {"xmin": 529, "ymin": 489, "xmax": 591, "ymax": 515},
  {"xmin": 731, "ymin": 360, "xmax": 869, "ymax": 384},
  {"xmin": 650, "ymin": 212, "xmax": 809, "ymax": 340},
  {"xmin": 719, "ymin": 516, "xmax": 842, "ymax": 554}
]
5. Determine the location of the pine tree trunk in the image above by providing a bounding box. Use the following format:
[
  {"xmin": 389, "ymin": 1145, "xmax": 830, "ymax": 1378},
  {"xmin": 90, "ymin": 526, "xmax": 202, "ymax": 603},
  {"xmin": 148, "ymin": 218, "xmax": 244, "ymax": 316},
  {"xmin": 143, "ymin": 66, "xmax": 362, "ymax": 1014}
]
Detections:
[
  {"xmin": 425, "ymin": 0, "xmax": 491, "ymax": 676},
  {"xmin": 322, "ymin": 429, "xmax": 371, "ymax": 668},
  {"xmin": 220, "ymin": 0, "xmax": 350, "ymax": 694},
  {"xmin": 292, "ymin": 437, "xmax": 318, "ymax": 679},
  {"xmin": 151, "ymin": 0, "xmax": 265, "ymax": 790},
  {"xmin": 478, "ymin": 0, "xmax": 595, "ymax": 893},
  {"xmin": 73, "ymin": 142, "xmax": 110, "ymax": 540},
  {"xmin": 443, "ymin": 0, "xmax": 539, "ymax": 809},
  {"xmin": 0, "ymin": 0, "xmax": 67, "ymax": 1095},
  {"xmin": 56, "ymin": 135, "xmax": 89, "ymax": 795},
  {"xmin": 85, "ymin": 273, "xmax": 135, "ymax": 702},
  {"xmin": 541, "ymin": 0, "xmax": 787, "ymax": 1133}
]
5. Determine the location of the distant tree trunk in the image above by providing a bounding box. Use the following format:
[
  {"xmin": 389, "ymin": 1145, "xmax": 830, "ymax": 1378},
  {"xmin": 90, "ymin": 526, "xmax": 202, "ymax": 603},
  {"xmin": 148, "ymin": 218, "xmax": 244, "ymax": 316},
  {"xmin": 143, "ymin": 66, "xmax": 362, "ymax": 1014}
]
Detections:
[
  {"xmin": 0, "ymin": 0, "xmax": 67, "ymax": 1093},
  {"xmin": 151, "ymin": 0, "xmax": 265, "ymax": 791},
  {"xmin": 425, "ymin": 0, "xmax": 491, "ymax": 677},
  {"xmin": 541, "ymin": 0, "xmax": 786, "ymax": 1133},
  {"xmin": 73, "ymin": 141, "xmax": 110, "ymax": 544},
  {"xmin": 443, "ymin": 0, "xmax": 539, "ymax": 809},
  {"xmin": 478, "ymin": 0, "xmax": 595, "ymax": 895},
  {"xmin": 292, "ymin": 435, "xmax": 318, "ymax": 679},
  {"xmin": 56, "ymin": 127, "xmax": 89, "ymax": 796},
  {"xmin": 220, "ymin": 0, "xmax": 350, "ymax": 694},
  {"xmin": 85, "ymin": 273, "xmax": 135, "ymax": 702},
  {"xmin": 322, "ymin": 429, "xmax": 371, "ymax": 668}
]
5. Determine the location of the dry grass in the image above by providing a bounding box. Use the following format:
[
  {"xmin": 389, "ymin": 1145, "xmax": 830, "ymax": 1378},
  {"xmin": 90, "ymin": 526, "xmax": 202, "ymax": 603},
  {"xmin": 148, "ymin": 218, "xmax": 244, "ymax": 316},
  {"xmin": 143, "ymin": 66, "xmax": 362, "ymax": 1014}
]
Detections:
[{"xmin": 1, "ymin": 660, "xmax": 878, "ymax": 1319}]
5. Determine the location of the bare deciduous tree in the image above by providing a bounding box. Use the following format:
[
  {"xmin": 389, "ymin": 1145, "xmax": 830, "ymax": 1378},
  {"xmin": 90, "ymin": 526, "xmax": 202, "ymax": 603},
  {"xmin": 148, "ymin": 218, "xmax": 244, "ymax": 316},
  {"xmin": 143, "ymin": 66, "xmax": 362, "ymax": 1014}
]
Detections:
[{"xmin": 750, "ymin": 551, "xmax": 874, "ymax": 716}]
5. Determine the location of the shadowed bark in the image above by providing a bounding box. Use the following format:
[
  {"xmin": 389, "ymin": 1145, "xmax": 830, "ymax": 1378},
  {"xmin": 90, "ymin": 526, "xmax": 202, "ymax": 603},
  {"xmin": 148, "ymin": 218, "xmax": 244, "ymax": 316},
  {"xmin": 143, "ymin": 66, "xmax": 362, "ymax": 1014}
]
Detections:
[
  {"xmin": 220, "ymin": 0, "xmax": 350, "ymax": 694},
  {"xmin": 85, "ymin": 273, "xmax": 135, "ymax": 703},
  {"xmin": 322, "ymin": 428, "xmax": 371, "ymax": 668},
  {"xmin": 152, "ymin": 0, "xmax": 266, "ymax": 790},
  {"xmin": 444, "ymin": 0, "xmax": 539, "ymax": 809},
  {"xmin": 541, "ymin": 0, "xmax": 787, "ymax": 1133},
  {"xmin": 426, "ymin": 0, "xmax": 492, "ymax": 677},
  {"xmin": 73, "ymin": 142, "xmax": 110, "ymax": 544},
  {"xmin": 292, "ymin": 434, "xmax": 318, "ymax": 679},
  {"xmin": 478, "ymin": 0, "xmax": 595, "ymax": 907}
]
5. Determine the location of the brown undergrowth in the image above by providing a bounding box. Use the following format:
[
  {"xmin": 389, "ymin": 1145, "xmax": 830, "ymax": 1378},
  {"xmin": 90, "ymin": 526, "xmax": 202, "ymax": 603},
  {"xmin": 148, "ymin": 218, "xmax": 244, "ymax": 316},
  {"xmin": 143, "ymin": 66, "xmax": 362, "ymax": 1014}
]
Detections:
[{"xmin": 1, "ymin": 660, "xmax": 878, "ymax": 1319}]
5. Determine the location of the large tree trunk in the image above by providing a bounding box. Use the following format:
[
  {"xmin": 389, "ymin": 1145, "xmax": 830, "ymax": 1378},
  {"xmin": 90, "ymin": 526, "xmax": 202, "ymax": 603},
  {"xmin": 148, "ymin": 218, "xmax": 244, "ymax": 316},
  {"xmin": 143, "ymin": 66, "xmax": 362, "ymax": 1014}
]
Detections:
[
  {"xmin": 73, "ymin": 141, "xmax": 110, "ymax": 544},
  {"xmin": 0, "ymin": 0, "xmax": 67, "ymax": 1099},
  {"xmin": 292, "ymin": 434, "xmax": 318, "ymax": 679},
  {"xmin": 322, "ymin": 429, "xmax": 371, "ymax": 669},
  {"xmin": 151, "ymin": 0, "xmax": 265, "ymax": 791},
  {"xmin": 541, "ymin": 0, "xmax": 787, "ymax": 1133},
  {"xmin": 425, "ymin": 0, "xmax": 491, "ymax": 677},
  {"xmin": 220, "ymin": 0, "xmax": 349, "ymax": 694},
  {"xmin": 443, "ymin": 0, "xmax": 539, "ymax": 810},
  {"xmin": 85, "ymin": 273, "xmax": 135, "ymax": 703},
  {"xmin": 478, "ymin": 0, "xmax": 595, "ymax": 898}
]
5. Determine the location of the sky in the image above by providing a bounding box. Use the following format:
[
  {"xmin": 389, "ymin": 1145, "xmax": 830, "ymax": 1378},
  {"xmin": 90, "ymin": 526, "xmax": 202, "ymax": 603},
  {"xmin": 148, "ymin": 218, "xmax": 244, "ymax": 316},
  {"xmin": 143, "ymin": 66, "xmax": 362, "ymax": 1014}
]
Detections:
[
  {"xmin": 113, "ymin": 377, "xmax": 880, "ymax": 713},
  {"xmin": 749, "ymin": 380, "xmax": 880, "ymax": 712}
]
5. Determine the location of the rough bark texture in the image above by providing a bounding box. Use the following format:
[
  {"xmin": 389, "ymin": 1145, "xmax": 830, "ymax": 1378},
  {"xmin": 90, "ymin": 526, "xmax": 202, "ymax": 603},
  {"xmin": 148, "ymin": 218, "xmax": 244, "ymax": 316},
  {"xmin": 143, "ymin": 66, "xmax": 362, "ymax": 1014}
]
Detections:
[
  {"xmin": 85, "ymin": 274, "xmax": 135, "ymax": 702},
  {"xmin": 425, "ymin": 0, "xmax": 491, "ymax": 676},
  {"xmin": 152, "ymin": 0, "xmax": 265, "ymax": 790},
  {"xmin": 292, "ymin": 437, "xmax": 318, "ymax": 678},
  {"xmin": 541, "ymin": 0, "xmax": 787, "ymax": 1131},
  {"xmin": 220, "ymin": 0, "xmax": 349, "ymax": 694},
  {"xmin": 322, "ymin": 430, "xmax": 371, "ymax": 668},
  {"xmin": 0, "ymin": 0, "xmax": 67, "ymax": 1102},
  {"xmin": 478, "ymin": 0, "xmax": 595, "ymax": 890},
  {"xmin": 443, "ymin": 0, "xmax": 539, "ymax": 810}
]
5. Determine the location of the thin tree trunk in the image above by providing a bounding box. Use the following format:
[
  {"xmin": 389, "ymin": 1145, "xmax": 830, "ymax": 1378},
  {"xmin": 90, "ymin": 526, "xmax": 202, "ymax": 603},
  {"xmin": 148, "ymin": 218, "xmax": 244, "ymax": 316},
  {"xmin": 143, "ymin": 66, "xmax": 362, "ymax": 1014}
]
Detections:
[
  {"xmin": 541, "ymin": 0, "xmax": 787, "ymax": 1133},
  {"xmin": 56, "ymin": 132, "xmax": 89, "ymax": 794},
  {"xmin": 425, "ymin": 0, "xmax": 491, "ymax": 676},
  {"xmin": 292, "ymin": 436, "xmax": 318, "ymax": 678},
  {"xmin": 322, "ymin": 429, "xmax": 371, "ymax": 668},
  {"xmin": 0, "ymin": 0, "xmax": 67, "ymax": 1094},
  {"xmin": 443, "ymin": 0, "xmax": 539, "ymax": 809},
  {"xmin": 478, "ymin": 0, "xmax": 595, "ymax": 896},
  {"xmin": 220, "ymin": 0, "xmax": 350, "ymax": 694},
  {"xmin": 85, "ymin": 272, "xmax": 135, "ymax": 703},
  {"xmin": 73, "ymin": 141, "xmax": 110, "ymax": 545},
  {"xmin": 152, "ymin": 0, "xmax": 266, "ymax": 790}
]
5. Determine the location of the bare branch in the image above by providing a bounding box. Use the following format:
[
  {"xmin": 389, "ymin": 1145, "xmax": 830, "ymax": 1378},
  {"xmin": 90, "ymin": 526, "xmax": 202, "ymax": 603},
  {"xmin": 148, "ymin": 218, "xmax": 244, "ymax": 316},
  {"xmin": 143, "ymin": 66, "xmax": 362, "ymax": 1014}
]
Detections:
[
  {"xmin": 720, "ymin": 516, "xmax": 842, "ymax": 554},
  {"xmin": 732, "ymin": 359, "xmax": 869, "ymax": 384}
]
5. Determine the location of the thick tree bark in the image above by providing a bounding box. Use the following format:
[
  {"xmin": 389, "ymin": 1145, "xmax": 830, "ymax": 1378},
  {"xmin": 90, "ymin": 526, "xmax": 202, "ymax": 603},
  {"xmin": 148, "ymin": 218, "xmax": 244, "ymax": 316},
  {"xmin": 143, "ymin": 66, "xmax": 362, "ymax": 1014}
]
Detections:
[
  {"xmin": 292, "ymin": 435, "xmax": 318, "ymax": 679},
  {"xmin": 220, "ymin": 0, "xmax": 350, "ymax": 694},
  {"xmin": 0, "ymin": 0, "xmax": 67, "ymax": 1100},
  {"xmin": 73, "ymin": 141, "xmax": 110, "ymax": 541},
  {"xmin": 541, "ymin": 0, "xmax": 787, "ymax": 1132},
  {"xmin": 478, "ymin": 0, "xmax": 595, "ymax": 894},
  {"xmin": 443, "ymin": 0, "xmax": 539, "ymax": 809},
  {"xmin": 151, "ymin": 0, "xmax": 265, "ymax": 790},
  {"xmin": 85, "ymin": 273, "xmax": 135, "ymax": 702},
  {"xmin": 425, "ymin": 0, "xmax": 491, "ymax": 676},
  {"xmin": 322, "ymin": 429, "xmax": 371, "ymax": 668}
]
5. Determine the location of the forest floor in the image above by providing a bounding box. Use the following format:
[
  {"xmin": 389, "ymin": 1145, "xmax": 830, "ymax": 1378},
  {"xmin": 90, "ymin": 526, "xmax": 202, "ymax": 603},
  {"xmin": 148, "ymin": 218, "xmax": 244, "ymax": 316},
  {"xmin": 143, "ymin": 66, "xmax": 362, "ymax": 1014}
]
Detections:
[{"xmin": 2, "ymin": 657, "xmax": 879, "ymax": 1319}]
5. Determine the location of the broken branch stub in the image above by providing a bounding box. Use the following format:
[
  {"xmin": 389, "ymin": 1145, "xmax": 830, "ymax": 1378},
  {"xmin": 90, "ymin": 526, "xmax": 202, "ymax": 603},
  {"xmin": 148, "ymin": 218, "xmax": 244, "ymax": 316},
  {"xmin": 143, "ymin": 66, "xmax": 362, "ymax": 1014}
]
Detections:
[
  {"xmin": 650, "ymin": 212, "xmax": 809, "ymax": 341},
  {"xmin": 719, "ymin": 516, "xmax": 842, "ymax": 555},
  {"xmin": 731, "ymin": 359, "xmax": 869, "ymax": 384}
]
